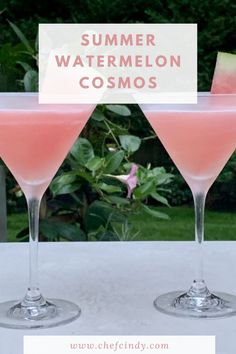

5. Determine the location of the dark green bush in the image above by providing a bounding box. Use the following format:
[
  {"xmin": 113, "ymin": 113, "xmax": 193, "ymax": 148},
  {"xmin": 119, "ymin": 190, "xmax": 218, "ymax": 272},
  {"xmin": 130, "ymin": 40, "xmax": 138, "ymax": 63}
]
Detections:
[
  {"xmin": 1, "ymin": 0, "xmax": 236, "ymax": 90},
  {"xmin": 207, "ymin": 153, "xmax": 236, "ymax": 211}
]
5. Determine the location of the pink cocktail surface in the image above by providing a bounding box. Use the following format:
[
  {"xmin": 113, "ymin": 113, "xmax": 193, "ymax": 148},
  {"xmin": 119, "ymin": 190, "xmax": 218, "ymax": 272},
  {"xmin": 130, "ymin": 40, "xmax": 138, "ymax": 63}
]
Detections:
[
  {"xmin": 143, "ymin": 94, "xmax": 236, "ymax": 193},
  {"xmin": 0, "ymin": 95, "xmax": 94, "ymax": 198}
]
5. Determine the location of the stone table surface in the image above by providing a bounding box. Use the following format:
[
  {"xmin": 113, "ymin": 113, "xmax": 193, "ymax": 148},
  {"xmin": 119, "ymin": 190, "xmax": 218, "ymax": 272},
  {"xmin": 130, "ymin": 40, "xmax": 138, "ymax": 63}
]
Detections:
[{"xmin": 0, "ymin": 241, "xmax": 235, "ymax": 354}]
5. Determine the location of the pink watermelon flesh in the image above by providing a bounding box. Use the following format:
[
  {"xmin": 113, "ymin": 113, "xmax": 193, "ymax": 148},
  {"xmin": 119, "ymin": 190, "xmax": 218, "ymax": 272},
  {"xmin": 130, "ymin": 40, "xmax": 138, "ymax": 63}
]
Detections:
[{"xmin": 211, "ymin": 52, "xmax": 236, "ymax": 93}]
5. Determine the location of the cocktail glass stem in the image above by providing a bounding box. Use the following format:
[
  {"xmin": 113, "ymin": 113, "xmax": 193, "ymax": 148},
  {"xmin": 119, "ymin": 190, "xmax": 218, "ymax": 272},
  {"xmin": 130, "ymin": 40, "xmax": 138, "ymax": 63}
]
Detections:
[
  {"xmin": 154, "ymin": 186, "xmax": 236, "ymax": 317},
  {"xmin": 186, "ymin": 192, "xmax": 209, "ymax": 297},
  {"xmin": 2, "ymin": 189, "xmax": 81, "ymax": 328},
  {"xmin": 170, "ymin": 190, "xmax": 227, "ymax": 314},
  {"xmin": 22, "ymin": 198, "xmax": 46, "ymax": 306},
  {"xmin": 2, "ymin": 192, "xmax": 80, "ymax": 328},
  {"xmin": 7, "ymin": 196, "xmax": 57, "ymax": 320},
  {"xmin": 28, "ymin": 198, "xmax": 41, "ymax": 298}
]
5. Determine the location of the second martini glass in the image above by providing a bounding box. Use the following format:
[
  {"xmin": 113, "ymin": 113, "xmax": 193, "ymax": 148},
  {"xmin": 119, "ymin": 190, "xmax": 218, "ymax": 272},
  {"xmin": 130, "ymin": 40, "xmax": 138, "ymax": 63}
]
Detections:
[
  {"xmin": 0, "ymin": 93, "xmax": 95, "ymax": 328},
  {"xmin": 140, "ymin": 93, "xmax": 236, "ymax": 318}
]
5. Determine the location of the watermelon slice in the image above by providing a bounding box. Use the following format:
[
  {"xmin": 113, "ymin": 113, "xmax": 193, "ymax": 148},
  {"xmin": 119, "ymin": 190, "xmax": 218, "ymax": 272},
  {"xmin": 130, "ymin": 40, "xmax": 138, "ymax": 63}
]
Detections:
[{"xmin": 211, "ymin": 52, "xmax": 236, "ymax": 93}]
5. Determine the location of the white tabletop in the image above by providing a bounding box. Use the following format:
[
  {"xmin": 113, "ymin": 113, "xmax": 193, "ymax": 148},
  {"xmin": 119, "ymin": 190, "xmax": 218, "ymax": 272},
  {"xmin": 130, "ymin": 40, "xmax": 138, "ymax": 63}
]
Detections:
[{"xmin": 0, "ymin": 241, "xmax": 235, "ymax": 354}]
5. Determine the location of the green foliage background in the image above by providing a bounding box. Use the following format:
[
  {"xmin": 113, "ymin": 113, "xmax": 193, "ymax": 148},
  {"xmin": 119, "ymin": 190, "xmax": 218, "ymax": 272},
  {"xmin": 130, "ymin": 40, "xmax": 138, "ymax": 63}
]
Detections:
[
  {"xmin": 1, "ymin": 0, "xmax": 236, "ymax": 90},
  {"xmin": 1, "ymin": 0, "xmax": 236, "ymax": 213}
]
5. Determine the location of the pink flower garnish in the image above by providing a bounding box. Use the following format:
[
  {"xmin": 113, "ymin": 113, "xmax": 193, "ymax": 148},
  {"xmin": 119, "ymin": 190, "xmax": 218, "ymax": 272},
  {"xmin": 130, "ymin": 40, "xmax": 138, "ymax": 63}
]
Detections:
[{"xmin": 107, "ymin": 163, "xmax": 138, "ymax": 198}]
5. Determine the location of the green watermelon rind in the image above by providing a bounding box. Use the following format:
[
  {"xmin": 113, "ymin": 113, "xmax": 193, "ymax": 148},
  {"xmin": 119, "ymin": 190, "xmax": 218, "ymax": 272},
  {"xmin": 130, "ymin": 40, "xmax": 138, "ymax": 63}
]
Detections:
[{"xmin": 211, "ymin": 51, "xmax": 236, "ymax": 93}]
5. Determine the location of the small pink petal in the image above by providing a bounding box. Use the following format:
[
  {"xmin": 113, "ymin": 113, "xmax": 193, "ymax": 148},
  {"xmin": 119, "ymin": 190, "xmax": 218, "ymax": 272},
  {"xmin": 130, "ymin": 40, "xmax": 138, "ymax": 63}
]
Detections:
[
  {"xmin": 126, "ymin": 175, "xmax": 138, "ymax": 198},
  {"xmin": 106, "ymin": 164, "xmax": 139, "ymax": 198},
  {"xmin": 129, "ymin": 163, "xmax": 138, "ymax": 176}
]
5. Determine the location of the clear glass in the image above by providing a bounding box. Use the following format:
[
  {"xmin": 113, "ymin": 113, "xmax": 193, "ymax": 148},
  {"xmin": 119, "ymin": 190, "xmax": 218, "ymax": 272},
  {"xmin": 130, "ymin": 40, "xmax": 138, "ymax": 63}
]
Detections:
[
  {"xmin": 140, "ymin": 93, "xmax": 236, "ymax": 318},
  {"xmin": 0, "ymin": 93, "xmax": 95, "ymax": 328}
]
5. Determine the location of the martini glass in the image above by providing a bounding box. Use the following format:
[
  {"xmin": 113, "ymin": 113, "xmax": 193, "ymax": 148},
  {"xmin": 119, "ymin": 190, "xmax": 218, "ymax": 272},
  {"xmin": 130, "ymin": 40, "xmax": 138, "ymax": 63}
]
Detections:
[
  {"xmin": 140, "ymin": 93, "xmax": 236, "ymax": 318},
  {"xmin": 0, "ymin": 93, "xmax": 95, "ymax": 328}
]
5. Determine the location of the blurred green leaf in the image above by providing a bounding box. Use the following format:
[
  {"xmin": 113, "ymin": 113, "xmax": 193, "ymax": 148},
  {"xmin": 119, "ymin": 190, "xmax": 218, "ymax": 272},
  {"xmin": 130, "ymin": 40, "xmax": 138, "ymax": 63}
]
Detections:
[
  {"xmin": 152, "ymin": 167, "xmax": 168, "ymax": 176},
  {"xmin": 85, "ymin": 200, "xmax": 125, "ymax": 232},
  {"xmin": 50, "ymin": 173, "xmax": 80, "ymax": 197},
  {"xmin": 91, "ymin": 110, "xmax": 105, "ymax": 121},
  {"xmin": 104, "ymin": 150, "xmax": 124, "ymax": 173},
  {"xmin": 86, "ymin": 156, "xmax": 104, "ymax": 171},
  {"xmin": 8, "ymin": 20, "xmax": 34, "ymax": 53},
  {"xmin": 105, "ymin": 196, "xmax": 130, "ymax": 205},
  {"xmin": 35, "ymin": 32, "xmax": 38, "ymax": 52},
  {"xmin": 70, "ymin": 138, "xmax": 94, "ymax": 165},
  {"xmin": 142, "ymin": 205, "xmax": 170, "ymax": 220},
  {"xmin": 134, "ymin": 180, "xmax": 156, "ymax": 199},
  {"xmin": 17, "ymin": 61, "xmax": 32, "ymax": 72},
  {"xmin": 40, "ymin": 220, "xmax": 86, "ymax": 241},
  {"xmin": 106, "ymin": 105, "xmax": 131, "ymax": 116},
  {"xmin": 23, "ymin": 70, "xmax": 38, "ymax": 91},
  {"xmin": 151, "ymin": 192, "xmax": 170, "ymax": 207},
  {"xmin": 99, "ymin": 183, "xmax": 122, "ymax": 193},
  {"xmin": 16, "ymin": 226, "xmax": 29, "ymax": 240},
  {"xmin": 156, "ymin": 173, "xmax": 173, "ymax": 185},
  {"xmin": 75, "ymin": 169, "xmax": 94, "ymax": 183},
  {"xmin": 119, "ymin": 135, "xmax": 141, "ymax": 153},
  {"xmin": 95, "ymin": 230, "xmax": 119, "ymax": 241}
]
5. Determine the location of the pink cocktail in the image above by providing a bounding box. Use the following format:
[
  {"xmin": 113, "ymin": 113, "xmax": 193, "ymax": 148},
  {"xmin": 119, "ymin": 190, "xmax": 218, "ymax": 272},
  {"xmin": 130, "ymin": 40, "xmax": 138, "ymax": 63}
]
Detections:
[
  {"xmin": 0, "ymin": 93, "xmax": 95, "ymax": 329},
  {"xmin": 140, "ymin": 93, "xmax": 236, "ymax": 318}
]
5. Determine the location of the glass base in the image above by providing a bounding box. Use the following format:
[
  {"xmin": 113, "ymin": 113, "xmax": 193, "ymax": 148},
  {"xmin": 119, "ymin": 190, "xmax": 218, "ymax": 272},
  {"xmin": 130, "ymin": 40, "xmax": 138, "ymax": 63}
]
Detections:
[
  {"xmin": 0, "ymin": 298, "xmax": 81, "ymax": 329},
  {"xmin": 154, "ymin": 291, "xmax": 236, "ymax": 318}
]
